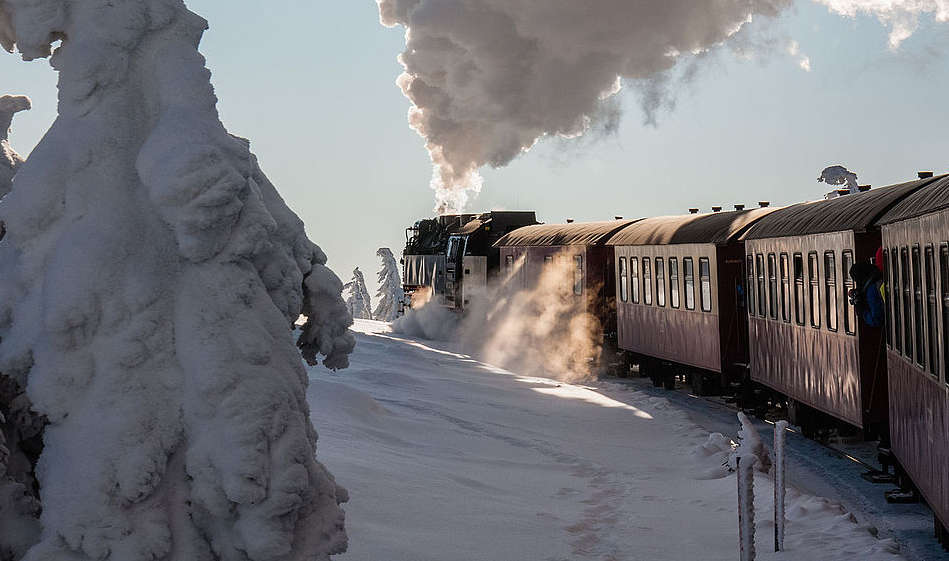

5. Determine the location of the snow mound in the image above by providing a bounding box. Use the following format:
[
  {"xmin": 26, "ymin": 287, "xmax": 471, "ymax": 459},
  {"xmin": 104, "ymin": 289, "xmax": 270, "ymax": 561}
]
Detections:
[
  {"xmin": 0, "ymin": 3, "xmax": 352, "ymax": 559},
  {"xmin": 690, "ymin": 432, "xmax": 736, "ymax": 480}
]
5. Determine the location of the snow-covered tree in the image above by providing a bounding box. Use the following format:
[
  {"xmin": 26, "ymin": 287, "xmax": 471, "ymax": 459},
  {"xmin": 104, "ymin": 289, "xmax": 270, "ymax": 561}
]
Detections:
[
  {"xmin": 0, "ymin": 94, "xmax": 30, "ymax": 201},
  {"xmin": 0, "ymin": 2, "xmax": 353, "ymax": 559},
  {"xmin": 345, "ymin": 267, "xmax": 373, "ymax": 320},
  {"xmin": 374, "ymin": 247, "xmax": 404, "ymax": 322}
]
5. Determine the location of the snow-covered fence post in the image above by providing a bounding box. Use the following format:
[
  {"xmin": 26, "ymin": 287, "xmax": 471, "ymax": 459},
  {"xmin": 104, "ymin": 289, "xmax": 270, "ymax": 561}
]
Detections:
[
  {"xmin": 774, "ymin": 420, "xmax": 788, "ymax": 552},
  {"xmin": 737, "ymin": 454, "xmax": 757, "ymax": 561}
]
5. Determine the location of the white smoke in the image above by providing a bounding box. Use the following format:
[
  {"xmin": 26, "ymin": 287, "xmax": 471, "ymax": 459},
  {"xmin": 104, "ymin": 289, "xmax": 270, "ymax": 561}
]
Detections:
[
  {"xmin": 393, "ymin": 257, "xmax": 603, "ymax": 382},
  {"xmin": 378, "ymin": 0, "xmax": 793, "ymax": 213},
  {"xmin": 816, "ymin": 0, "xmax": 949, "ymax": 48}
]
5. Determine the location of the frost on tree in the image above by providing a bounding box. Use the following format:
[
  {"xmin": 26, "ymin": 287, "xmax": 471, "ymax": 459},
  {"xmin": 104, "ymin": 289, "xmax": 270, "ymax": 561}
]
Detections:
[
  {"xmin": 344, "ymin": 267, "xmax": 373, "ymax": 320},
  {"xmin": 373, "ymin": 248, "xmax": 403, "ymax": 322},
  {"xmin": 0, "ymin": 2, "xmax": 354, "ymax": 560},
  {"xmin": 0, "ymin": 94, "xmax": 30, "ymax": 202}
]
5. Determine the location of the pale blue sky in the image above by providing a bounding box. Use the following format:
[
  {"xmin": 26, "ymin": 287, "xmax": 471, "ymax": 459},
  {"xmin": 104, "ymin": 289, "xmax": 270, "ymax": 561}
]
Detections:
[{"xmin": 3, "ymin": 1, "xmax": 949, "ymax": 296}]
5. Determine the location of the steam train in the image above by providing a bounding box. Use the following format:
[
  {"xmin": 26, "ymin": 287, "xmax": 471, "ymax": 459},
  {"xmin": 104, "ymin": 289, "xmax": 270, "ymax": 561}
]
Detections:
[{"xmin": 401, "ymin": 171, "xmax": 949, "ymax": 547}]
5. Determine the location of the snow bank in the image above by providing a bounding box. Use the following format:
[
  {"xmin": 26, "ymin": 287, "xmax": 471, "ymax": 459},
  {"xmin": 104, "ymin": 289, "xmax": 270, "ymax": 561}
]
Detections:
[{"xmin": 0, "ymin": 2, "xmax": 352, "ymax": 559}]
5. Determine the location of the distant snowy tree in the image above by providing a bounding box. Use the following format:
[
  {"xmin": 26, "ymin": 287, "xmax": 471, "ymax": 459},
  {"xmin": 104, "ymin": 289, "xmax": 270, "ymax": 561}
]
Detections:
[
  {"xmin": 818, "ymin": 165, "xmax": 859, "ymax": 198},
  {"xmin": 374, "ymin": 248, "xmax": 404, "ymax": 321},
  {"xmin": 345, "ymin": 267, "xmax": 374, "ymax": 320}
]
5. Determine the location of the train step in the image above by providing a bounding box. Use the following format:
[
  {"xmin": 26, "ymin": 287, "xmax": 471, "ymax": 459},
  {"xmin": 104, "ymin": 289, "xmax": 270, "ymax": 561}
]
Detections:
[
  {"xmin": 860, "ymin": 470, "xmax": 897, "ymax": 484},
  {"xmin": 884, "ymin": 488, "xmax": 920, "ymax": 504}
]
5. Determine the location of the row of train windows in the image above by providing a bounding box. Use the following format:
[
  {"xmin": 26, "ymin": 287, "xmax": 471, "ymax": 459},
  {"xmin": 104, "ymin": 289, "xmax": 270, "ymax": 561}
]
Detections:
[
  {"xmin": 884, "ymin": 244, "xmax": 949, "ymax": 384},
  {"xmin": 745, "ymin": 250, "xmax": 857, "ymax": 335},
  {"xmin": 617, "ymin": 256, "xmax": 712, "ymax": 312}
]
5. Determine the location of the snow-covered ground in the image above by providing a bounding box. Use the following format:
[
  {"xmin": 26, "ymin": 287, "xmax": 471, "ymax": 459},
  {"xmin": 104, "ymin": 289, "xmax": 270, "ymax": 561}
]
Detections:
[{"xmin": 308, "ymin": 320, "xmax": 904, "ymax": 561}]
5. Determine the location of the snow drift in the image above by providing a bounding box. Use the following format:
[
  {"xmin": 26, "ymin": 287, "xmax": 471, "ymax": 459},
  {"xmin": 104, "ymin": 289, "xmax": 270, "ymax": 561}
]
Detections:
[{"xmin": 0, "ymin": 1, "xmax": 353, "ymax": 559}]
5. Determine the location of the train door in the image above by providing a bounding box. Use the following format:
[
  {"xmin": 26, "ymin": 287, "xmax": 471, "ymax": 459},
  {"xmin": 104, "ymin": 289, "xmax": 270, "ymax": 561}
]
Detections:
[
  {"xmin": 720, "ymin": 244, "xmax": 750, "ymax": 380},
  {"xmin": 445, "ymin": 235, "xmax": 467, "ymax": 309}
]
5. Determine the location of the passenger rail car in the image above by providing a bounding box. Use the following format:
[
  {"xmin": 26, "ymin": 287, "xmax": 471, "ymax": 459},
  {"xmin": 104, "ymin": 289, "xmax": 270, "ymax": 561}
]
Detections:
[
  {"xmin": 494, "ymin": 219, "xmax": 639, "ymax": 343},
  {"xmin": 607, "ymin": 208, "xmax": 775, "ymax": 392},
  {"xmin": 876, "ymin": 175, "xmax": 949, "ymax": 542},
  {"xmin": 741, "ymin": 176, "xmax": 940, "ymax": 436}
]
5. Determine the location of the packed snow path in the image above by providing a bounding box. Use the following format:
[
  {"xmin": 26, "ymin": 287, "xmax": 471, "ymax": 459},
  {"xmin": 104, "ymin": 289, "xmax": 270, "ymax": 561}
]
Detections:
[{"xmin": 308, "ymin": 320, "xmax": 905, "ymax": 561}]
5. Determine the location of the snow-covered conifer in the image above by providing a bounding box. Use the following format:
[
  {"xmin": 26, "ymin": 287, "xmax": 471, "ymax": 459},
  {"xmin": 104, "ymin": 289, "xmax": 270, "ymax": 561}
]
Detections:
[
  {"xmin": 0, "ymin": 3, "xmax": 353, "ymax": 559},
  {"xmin": 0, "ymin": 94, "xmax": 29, "ymax": 202},
  {"xmin": 345, "ymin": 267, "xmax": 373, "ymax": 320},
  {"xmin": 373, "ymin": 247, "xmax": 404, "ymax": 321}
]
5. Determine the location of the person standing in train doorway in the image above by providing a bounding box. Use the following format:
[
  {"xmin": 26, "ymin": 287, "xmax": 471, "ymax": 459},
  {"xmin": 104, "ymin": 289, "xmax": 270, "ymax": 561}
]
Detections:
[{"xmin": 849, "ymin": 262, "xmax": 885, "ymax": 327}]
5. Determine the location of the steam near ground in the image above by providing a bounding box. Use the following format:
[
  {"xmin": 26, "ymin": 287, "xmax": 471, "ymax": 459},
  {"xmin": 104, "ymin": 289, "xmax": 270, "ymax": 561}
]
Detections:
[
  {"xmin": 393, "ymin": 256, "xmax": 603, "ymax": 382},
  {"xmin": 379, "ymin": 0, "xmax": 949, "ymax": 212}
]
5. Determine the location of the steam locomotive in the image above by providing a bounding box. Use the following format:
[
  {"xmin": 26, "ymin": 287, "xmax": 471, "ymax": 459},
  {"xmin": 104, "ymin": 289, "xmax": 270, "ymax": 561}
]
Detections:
[{"xmin": 402, "ymin": 171, "xmax": 949, "ymax": 547}]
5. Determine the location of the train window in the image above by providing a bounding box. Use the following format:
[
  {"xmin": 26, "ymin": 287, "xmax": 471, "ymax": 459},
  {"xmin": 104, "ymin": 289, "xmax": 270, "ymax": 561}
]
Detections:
[
  {"xmin": 669, "ymin": 257, "xmax": 680, "ymax": 309},
  {"xmin": 767, "ymin": 254, "xmax": 778, "ymax": 319},
  {"xmin": 780, "ymin": 253, "xmax": 790, "ymax": 323},
  {"xmin": 843, "ymin": 251, "xmax": 856, "ymax": 335},
  {"xmin": 619, "ymin": 257, "xmax": 628, "ymax": 303},
  {"xmin": 925, "ymin": 245, "xmax": 938, "ymax": 377},
  {"xmin": 808, "ymin": 252, "xmax": 821, "ymax": 329},
  {"xmin": 544, "ymin": 255, "xmax": 553, "ymax": 265},
  {"xmin": 631, "ymin": 257, "xmax": 640, "ymax": 304},
  {"xmin": 941, "ymin": 244, "xmax": 949, "ymax": 384},
  {"xmin": 824, "ymin": 251, "xmax": 838, "ymax": 332},
  {"xmin": 643, "ymin": 258, "xmax": 653, "ymax": 305},
  {"xmin": 656, "ymin": 258, "xmax": 666, "ymax": 307},
  {"xmin": 699, "ymin": 258, "xmax": 712, "ymax": 312},
  {"xmin": 901, "ymin": 247, "xmax": 913, "ymax": 359},
  {"xmin": 505, "ymin": 255, "xmax": 514, "ymax": 276},
  {"xmin": 892, "ymin": 249, "xmax": 902, "ymax": 353},
  {"xmin": 684, "ymin": 257, "xmax": 695, "ymax": 310},
  {"xmin": 756, "ymin": 254, "xmax": 766, "ymax": 318},
  {"xmin": 794, "ymin": 253, "xmax": 805, "ymax": 325},
  {"xmin": 574, "ymin": 255, "xmax": 583, "ymax": 295},
  {"xmin": 746, "ymin": 255, "xmax": 756, "ymax": 317},
  {"xmin": 913, "ymin": 246, "xmax": 924, "ymax": 366}
]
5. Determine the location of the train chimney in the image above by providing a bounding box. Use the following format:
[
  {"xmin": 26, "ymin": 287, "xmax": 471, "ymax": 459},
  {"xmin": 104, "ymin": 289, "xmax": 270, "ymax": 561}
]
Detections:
[
  {"xmin": 688, "ymin": 208, "xmax": 699, "ymax": 214},
  {"xmin": 615, "ymin": 216, "xmax": 623, "ymax": 220},
  {"xmin": 734, "ymin": 204, "xmax": 745, "ymax": 211},
  {"xmin": 857, "ymin": 184, "xmax": 871, "ymax": 192},
  {"xmin": 711, "ymin": 206, "xmax": 722, "ymax": 213},
  {"xmin": 566, "ymin": 218, "xmax": 574, "ymax": 223},
  {"xmin": 758, "ymin": 201, "xmax": 770, "ymax": 208},
  {"xmin": 918, "ymin": 171, "xmax": 934, "ymax": 179}
]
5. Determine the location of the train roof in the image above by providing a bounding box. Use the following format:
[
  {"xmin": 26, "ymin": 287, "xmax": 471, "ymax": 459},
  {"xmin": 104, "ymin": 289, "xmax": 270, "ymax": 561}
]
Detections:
[
  {"xmin": 742, "ymin": 176, "xmax": 939, "ymax": 240},
  {"xmin": 494, "ymin": 219, "xmax": 640, "ymax": 247},
  {"xmin": 605, "ymin": 207, "xmax": 775, "ymax": 246},
  {"xmin": 875, "ymin": 175, "xmax": 949, "ymax": 225}
]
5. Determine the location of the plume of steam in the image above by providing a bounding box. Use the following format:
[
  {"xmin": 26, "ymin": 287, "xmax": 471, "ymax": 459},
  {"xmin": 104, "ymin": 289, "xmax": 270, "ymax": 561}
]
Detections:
[
  {"xmin": 818, "ymin": 164, "xmax": 859, "ymax": 191},
  {"xmin": 378, "ymin": 0, "xmax": 792, "ymax": 213},
  {"xmin": 393, "ymin": 255, "xmax": 603, "ymax": 382},
  {"xmin": 816, "ymin": 0, "xmax": 949, "ymax": 48}
]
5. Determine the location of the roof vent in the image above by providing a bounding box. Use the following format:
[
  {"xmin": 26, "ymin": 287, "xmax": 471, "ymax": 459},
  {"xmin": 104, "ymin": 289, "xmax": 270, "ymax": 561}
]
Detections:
[
  {"xmin": 857, "ymin": 184, "xmax": 871, "ymax": 192},
  {"xmin": 566, "ymin": 218, "xmax": 574, "ymax": 223},
  {"xmin": 918, "ymin": 171, "xmax": 934, "ymax": 179},
  {"xmin": 614, "ymin": 216, "xmax": 623, "ymax": 220},
  {"xmin": 688, "ymin": 208, "xmax": 699, "ymax": 214},
  {"xmin": 734, "ymin": 204, "xmax": 745, "ymax": 211},
  {"xmin": 758, "ymin": 201, "xmax": 770, "ymax": 208},
  {"xmin": 711, "ymin": 206, "xmax": 722, "ymax": 213}
]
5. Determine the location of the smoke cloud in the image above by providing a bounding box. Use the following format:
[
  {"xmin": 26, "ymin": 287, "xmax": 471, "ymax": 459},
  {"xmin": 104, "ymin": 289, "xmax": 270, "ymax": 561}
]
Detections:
[
  {"xmin": 816, "ymin": 0, "xmax": 949, "ymax": 48},
  {"xmin": 378, "ymin": 0, "xmax": 792, "ymax": 213},
  {"xmin": 393, "ymin": 256, "xmax": 603, "ymax": 382}
]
